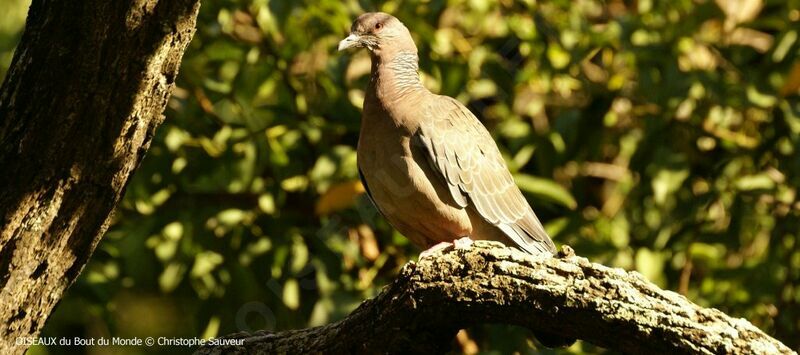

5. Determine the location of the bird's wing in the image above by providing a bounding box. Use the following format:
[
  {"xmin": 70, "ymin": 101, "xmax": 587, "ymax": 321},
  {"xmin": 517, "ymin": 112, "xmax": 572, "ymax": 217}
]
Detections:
[{"xmin": 415, "ymin": 96, "xmax": 556, "ymax": 254}]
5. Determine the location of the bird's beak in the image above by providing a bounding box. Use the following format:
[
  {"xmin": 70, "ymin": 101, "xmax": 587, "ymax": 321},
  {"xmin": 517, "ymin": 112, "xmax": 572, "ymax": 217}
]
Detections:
[{"xmin": 338, "ymin": 33, "xmax": 361, "ymax": 51}]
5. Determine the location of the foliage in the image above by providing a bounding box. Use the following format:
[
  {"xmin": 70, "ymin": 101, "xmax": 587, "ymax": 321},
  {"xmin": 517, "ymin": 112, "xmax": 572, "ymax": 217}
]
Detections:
[{"xmin": 2, "ymin": 0, "xmax": 799, "ymax": 354}]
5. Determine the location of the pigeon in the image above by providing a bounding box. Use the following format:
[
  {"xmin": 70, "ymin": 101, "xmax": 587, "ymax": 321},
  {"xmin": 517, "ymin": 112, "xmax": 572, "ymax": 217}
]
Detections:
[
  {"xmin": 339, "ymin": 12, "xmax": 557, "ymax": 256},
  {"xmin": 339, "ymin": 12, "xmax": 574, "ymax": 349}
]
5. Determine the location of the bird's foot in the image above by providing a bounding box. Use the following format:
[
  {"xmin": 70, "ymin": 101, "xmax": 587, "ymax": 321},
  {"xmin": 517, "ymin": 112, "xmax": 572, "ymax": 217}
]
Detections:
[
  {"xmin": 453, "ymin": 236, "xmax": 473, "ymax": 250},
  {"xmin": 419, "ymin": 237, "xmax": 473, "ymax": 259},
  {"xmin": 419, "ymin": 241, "xmax": 452, "ymax": 259}
]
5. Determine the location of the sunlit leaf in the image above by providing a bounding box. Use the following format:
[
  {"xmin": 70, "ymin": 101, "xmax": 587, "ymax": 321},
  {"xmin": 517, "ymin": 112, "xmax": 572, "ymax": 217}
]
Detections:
[
  {"xmin": 191, "ymin": 251, "xmax": 224, "ymax": 277},
  {"xmin": 201, "ymin": 316, "xmax": 220, "ymax": 339},
  {"xmin": 159, "ymin": 263, "xmax": 186, "ymax": 293},
  {"xmin": 514, "ymin": 174, "xmax": 577, "ymax": 209},
  {"xmin": 315, "ymin": 180, "xmax": 365, "ymax": 215},
  {"xmin": 283, "ymin": 279, "xmax": 300, "ymax": 310},
  {"xmin": 635, "ymin": 248, "xmax": 665, "ymax": 287},
  {"xmin": 652, "ymin": 169, "xmax": 689, "ymax": 205},
  {"xmin": 735, "ymin": 174, "xmax": 775, "ymax": 191}
]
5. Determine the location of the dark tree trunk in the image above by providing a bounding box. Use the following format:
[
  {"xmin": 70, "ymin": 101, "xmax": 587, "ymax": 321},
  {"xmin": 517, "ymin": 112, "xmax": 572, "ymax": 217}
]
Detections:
[
  {"xmin": 0, "ymin": 1, "xmax": 201, "ymax": 353},
  {"xmin": 196, "ymin": 242, "xmax": 794, "ymax": 355}
]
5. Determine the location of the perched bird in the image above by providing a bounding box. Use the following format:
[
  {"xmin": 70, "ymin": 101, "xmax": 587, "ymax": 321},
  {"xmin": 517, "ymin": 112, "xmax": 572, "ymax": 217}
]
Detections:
[
  {"xmin": 339, "ymin": 13, "xmax": 572, "ymax": 348},
  {"xmin": 339, "ymin": 12, "xmax": 556, "ymax": 256}
]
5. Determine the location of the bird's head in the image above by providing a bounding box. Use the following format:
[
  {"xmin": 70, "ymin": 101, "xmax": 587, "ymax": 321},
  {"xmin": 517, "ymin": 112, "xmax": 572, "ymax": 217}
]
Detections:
[{"xmin": 338, "ymin": 12, "xmax": 417, "ymax": 58}]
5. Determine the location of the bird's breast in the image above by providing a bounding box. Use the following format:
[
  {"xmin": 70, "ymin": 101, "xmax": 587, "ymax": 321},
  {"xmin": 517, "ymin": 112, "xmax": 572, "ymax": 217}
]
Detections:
[{"xmin": 357, "ymin": 124, "xmax": 472, "ymax": 248}]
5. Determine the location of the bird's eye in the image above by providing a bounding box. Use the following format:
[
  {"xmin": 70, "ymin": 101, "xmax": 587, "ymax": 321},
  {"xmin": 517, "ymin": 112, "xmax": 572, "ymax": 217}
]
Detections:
[{"xmin": 374, "ymin": 23, "xmax": 383, "ymax": 30}]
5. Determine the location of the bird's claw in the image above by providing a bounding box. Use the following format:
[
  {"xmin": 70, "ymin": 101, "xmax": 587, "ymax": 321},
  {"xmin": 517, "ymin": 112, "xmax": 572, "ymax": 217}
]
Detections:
[
  {"xmin": 419, "ymin": 237, "xmax": 473, "ymax": 259},
  {"xmin": 453, "ymin": 236, "xmax": 473, "ymax": 250},
  {"xmin": 419, "ymin": 241, "xmax": 452, "ymax": 259}
]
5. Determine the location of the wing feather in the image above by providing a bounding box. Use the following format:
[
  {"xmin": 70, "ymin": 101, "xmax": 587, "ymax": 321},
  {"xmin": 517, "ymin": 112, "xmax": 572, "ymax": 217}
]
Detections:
[{"xmin": 417, "ymin": 96, "xmax": 556, "ymax": 254}]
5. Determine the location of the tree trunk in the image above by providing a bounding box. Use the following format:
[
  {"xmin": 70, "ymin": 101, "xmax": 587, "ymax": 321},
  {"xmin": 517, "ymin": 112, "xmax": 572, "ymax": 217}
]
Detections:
[
  {"xmin": 0, "ymin": 1, "xmax": 201, "ymax": 353},
  {"xmin": 196, "ymin": 241, "xmax": 794, "ymax": 354}
]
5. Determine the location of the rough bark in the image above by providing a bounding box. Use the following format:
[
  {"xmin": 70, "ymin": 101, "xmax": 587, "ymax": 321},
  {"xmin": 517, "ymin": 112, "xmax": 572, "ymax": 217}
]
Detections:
[
  {"xmin": 196, "ymin": 241, "xmax": 794, "ymax": 355},
  {"xmin": 0, "ymin": 1, "xmax": 201, "ymax": 353}
]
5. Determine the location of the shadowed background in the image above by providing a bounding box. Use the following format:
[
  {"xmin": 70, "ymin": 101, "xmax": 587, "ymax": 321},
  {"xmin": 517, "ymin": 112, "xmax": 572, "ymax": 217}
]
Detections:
[{"xmin": 1, "ymin": 0, "xmax": 798, "ymax": 354}]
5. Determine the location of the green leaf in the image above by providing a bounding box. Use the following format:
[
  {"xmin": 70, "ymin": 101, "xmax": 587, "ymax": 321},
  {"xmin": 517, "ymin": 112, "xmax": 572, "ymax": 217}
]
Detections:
[
  {"xmin": 159, "ymin": 263, "xmax": 186, "ymax": 293},
  {"xmin": 201, "ymin": 316, "xmax": 220, "ymax": 340},
  {"xmin": 635, "ymin": 248, "xmax": 665, "ymax": 287},
  {"xmin": 217, "ymin": 209, "xmax": 246, "ymax": 225},
  {"xmin": 514, "ymin": 174, "xmax": 577, "ymax": 209},
  {"xmin": 547, "ymin": 42, "xmax": 570, "ymax": 69},
  {"xmin": 735, "ymin": 174, "xmax": 775, "ymax": 191},
  {"xmin": 283, "ymin": 279, "xmax": 300, "ymax": 310},
  {"xmin": 191, "ymin": 251, "xmax": 224, "ymax": 277},
  {"xmin": 652, "ymin": 168, "xmax": 689, "ymax": 205}
]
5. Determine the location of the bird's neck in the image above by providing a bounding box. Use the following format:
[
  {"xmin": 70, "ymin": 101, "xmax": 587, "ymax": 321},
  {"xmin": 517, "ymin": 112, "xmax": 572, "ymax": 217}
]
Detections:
[{"xmin": 370, "ymin": 51, "xmax": 427, "ymax": 103}]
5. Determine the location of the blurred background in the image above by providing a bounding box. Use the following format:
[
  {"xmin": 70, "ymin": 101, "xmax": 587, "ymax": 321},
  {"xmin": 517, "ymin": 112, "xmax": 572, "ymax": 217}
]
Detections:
[{"xmin": 2, "ymin": 0, "xmax": 799, "ymax": 354}]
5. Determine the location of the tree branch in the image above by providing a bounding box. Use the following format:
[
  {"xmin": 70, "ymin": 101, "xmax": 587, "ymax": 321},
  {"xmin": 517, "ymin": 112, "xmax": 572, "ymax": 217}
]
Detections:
[{"xmin": 196, "ymin": 241, "xmax": 793, "ymax": 354}]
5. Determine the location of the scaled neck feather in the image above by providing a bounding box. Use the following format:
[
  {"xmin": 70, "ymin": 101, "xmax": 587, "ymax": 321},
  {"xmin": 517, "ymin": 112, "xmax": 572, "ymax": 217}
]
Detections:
[{"xmin": 371, "ymin": 51, "xmax": 426, "ymax": 103}]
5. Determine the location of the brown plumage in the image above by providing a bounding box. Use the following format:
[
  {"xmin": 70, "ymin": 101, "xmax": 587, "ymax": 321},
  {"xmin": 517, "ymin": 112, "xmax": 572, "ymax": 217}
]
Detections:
[{"xmin": 339, "ymin": 12, "xmax": 557, "ymax": 256}]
